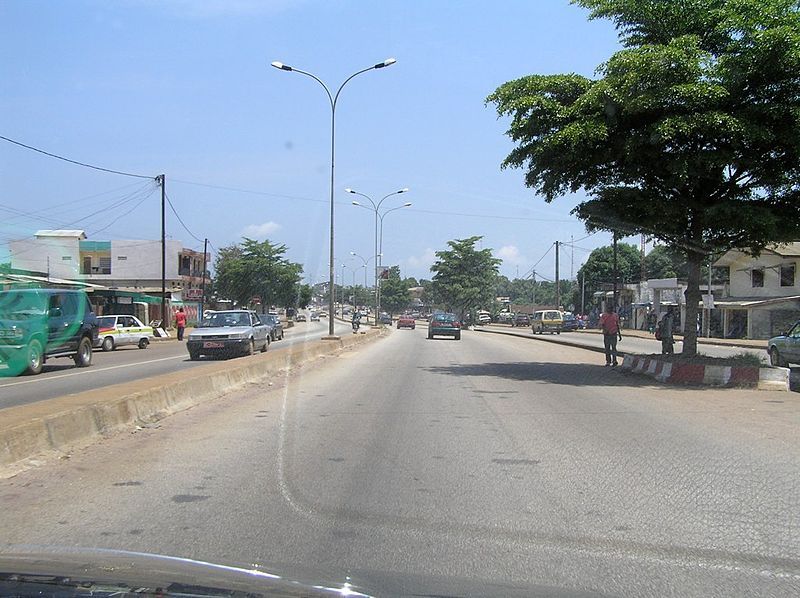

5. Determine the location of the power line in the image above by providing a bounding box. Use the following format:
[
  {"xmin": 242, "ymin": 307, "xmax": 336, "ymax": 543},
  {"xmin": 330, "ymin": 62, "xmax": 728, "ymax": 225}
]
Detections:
[
  {"xmin": 165, "ymin": 192, "xmax": 204, "ymax": 244},
  {"xmin": 0, "ymin": 135, "xmax": 155, "ymax": 180}
]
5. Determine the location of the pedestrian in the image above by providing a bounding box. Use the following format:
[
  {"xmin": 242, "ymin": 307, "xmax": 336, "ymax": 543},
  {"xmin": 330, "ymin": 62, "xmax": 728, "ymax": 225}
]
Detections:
[
  {"xmin": 599, "ymin": 304, "xmax": 622, "ymax": 367},
  {"xmin": 175, "ymin": 307, "xmax": 187, "ymax": 341},
  {"xmin": 659, "ymin": 307, "xmax": 675, "ymax": 355}
]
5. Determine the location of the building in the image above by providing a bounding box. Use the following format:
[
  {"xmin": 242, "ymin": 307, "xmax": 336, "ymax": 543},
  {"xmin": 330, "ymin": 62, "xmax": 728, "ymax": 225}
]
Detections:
[
  {"xmin": 9, "ymin": 230, "xmax": 209, "ymax": 323},
  {"xmin": 713, "ymin": 243, "xmax": 800, "ymax": 339}
]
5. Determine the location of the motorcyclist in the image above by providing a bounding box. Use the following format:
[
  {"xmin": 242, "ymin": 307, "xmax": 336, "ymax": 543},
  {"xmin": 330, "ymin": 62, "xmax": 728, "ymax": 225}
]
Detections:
[{"xmin": 351, "ymin": 310, "xmax": 362, "ymax": 333}]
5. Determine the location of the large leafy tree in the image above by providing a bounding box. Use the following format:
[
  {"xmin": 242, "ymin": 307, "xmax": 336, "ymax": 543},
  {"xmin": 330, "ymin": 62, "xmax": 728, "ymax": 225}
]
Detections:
[
  {"xmin": 380, "ymin": 266, "xmax": 412, "ymax": 315},
  {"xmin": 574, "ymin": 243, "xmax": 641, "ymax": 310},
  {"xmin": 430, "ymin": 236, "xmax": 501, "ymax": 321},
  {"xmin": 488, "ymin": 0, "xmax": 800, "ymax": 356},
  {"xmin": 214, "ymin": 238, "xmax": 305, "ymax": 311}
]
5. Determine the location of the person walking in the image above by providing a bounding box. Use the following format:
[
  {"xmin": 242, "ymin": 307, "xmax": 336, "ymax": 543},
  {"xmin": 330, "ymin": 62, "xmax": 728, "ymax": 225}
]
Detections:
[
  {"xmin": 175, "ymin": 307, "xmax": 187, "ymax": 341},
  {"xmin": 599, "ymin": 304, "xmax": 623, "ymax": 367},
  {"xmin": 659, "ymin": 307, "xmax": 675, "ymax": 355}
]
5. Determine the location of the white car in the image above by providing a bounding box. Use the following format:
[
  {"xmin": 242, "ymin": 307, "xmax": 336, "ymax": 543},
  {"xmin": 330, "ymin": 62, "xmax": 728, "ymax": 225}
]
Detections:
[{"xmin": 95, "ymin": 315, "xmax": 154, "ymax": 351}]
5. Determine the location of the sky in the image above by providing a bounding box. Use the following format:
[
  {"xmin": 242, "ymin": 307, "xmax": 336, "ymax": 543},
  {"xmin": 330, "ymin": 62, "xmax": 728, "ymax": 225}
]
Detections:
[{"xmin": 0, "ymin": 0, "xmax": 627, "ymax": 285}]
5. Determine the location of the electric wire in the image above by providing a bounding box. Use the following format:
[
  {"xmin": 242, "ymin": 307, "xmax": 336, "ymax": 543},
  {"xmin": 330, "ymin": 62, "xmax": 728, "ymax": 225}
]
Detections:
[
  {"xmin": 0, "ymin": 135, "xmax": 154, "ymax": 179},
  {"xmin": 165, "ymin": 192, "xmax": 204, "ymax": 244}
]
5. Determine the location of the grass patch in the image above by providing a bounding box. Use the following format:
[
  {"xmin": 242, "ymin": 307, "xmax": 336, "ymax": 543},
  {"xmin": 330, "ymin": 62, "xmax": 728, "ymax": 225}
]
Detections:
[{"xmin": 645, "ymin": 352, "xmax": 766, "ymax": 367}]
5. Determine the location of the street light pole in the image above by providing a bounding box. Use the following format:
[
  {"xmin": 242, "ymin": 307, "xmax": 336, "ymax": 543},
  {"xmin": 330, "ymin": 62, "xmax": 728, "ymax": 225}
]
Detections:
[
  {"xmin": 271, "ymin": 58, "xmax": 396, "ymax": 339},
  {"xmin": 347, "ymin": 188, "xmax": 409, "ymax": 324}
]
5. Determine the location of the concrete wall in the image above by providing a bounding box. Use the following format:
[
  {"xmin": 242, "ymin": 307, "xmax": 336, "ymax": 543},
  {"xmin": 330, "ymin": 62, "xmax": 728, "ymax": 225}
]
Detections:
[
  {"xmin": 727, "ymin": 253, "xmax": 799, "ymax": 298},
  {"xmin": 10, "ymin": 237, "xmax": 81, "ymax": 278}
]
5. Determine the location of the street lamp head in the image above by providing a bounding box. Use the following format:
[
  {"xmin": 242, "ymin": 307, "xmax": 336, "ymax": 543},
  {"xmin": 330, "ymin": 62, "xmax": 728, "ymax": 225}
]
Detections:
[
  {"xmin": 345, "ymin": 188, "xmax": 355, "ymax": 194},
  {"xmin": 402, "ymin": 202, "xmax": 412, "ymax": 207},
  {"xmin": 352, "ymin": 201, "xmax": 361, "ymax": 206},
  {"xmin": 350, "ymin": 251, "xmax": 357, "ymax": 256},
  {"xmin": 270, "ymin": 61, "xmax": 293, "ymax": 71},
  {"xmin": 398, "ymin": 188, "xmax": 409, "ymax": 194},
  {"xmin": 375, "ymin": 57, "xmax": 397, "ymax": 69}
]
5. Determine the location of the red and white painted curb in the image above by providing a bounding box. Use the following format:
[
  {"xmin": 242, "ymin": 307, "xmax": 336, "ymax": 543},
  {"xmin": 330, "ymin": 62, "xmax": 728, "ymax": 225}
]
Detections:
[{"xmin": 621, "ymin": 355, "xmax": 789, "ymax": 391}]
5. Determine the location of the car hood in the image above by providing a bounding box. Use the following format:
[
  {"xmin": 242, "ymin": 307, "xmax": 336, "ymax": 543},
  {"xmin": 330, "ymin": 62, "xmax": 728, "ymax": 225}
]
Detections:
[
  {"xmin": 191, "ymin": 326, "xmax": 253, "ymax": 336},
  {"xmin": 0, "ymin": 546, "xmax": 605, "ymax": 597}
]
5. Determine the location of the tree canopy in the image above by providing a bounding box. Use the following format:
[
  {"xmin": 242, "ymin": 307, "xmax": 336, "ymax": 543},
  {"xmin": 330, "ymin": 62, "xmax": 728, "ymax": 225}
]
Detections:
[
  {"xmin": 430, "ymin": 236, "xmax": 501, "ymax": 321},
  {"xmin": 574, "ymin": 242, "xmax": 641, "ymax": 309},
  {"xmin": 213, "ymin": 238, "xmax": 306, "ymax": 311},
  {"xmin": 488, "ymin": 0, "xmax": 800, "ymax": 355},
  {"xmin": 379, "ymin": 266, "xmax": 412, "ymax": 315}
]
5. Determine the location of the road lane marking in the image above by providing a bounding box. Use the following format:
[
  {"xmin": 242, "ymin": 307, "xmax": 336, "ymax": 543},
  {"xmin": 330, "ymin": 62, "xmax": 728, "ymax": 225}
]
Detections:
[{"xmin": 0, "ymin": 354, "xmax": 187, "ymax": 388}]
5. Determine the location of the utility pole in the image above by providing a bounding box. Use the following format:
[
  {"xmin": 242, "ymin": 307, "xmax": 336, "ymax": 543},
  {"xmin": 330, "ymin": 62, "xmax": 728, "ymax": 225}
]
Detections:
[
  {"xmin": 158, "ymin": 174, "xmax": 166, "ymax": 328},
  {"xmin": 612, "ymin": 232, "xmax": 619, "ymax": 309},
  {"xmin": 47, "ymin": 256, "xmax": 50, "ymax": 283},
  {"xmin": 554, "ymin": 241, "xmax": 560, "ymax": 310},
  {"xmin": 581, "ymin": 271, "xmax": 586, "ymax": 315},
  {"xmin": 570, "ymin": 234, "xmax": 574, "ymax": 280},
  {"xmin": 200, "ymin": 237, "xmax": 208, "ymax": 320}
]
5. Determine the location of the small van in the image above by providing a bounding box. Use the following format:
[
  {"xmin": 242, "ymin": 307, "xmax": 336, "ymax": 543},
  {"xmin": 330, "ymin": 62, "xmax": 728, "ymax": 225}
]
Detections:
[{"xmin": 532, "ymin": 310, "xmax": 563, "ymax": 334}]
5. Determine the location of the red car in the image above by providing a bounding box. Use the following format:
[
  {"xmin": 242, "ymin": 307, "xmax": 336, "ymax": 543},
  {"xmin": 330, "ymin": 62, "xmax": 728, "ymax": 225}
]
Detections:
[{"xmin": 397, "ymin": 315, "xmax": 416, "ymax": 329}]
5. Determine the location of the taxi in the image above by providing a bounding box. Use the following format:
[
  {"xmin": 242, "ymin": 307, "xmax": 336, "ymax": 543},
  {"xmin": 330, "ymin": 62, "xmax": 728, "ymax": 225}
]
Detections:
[{"xmin": 94, "ymin": 315, "xmax": 154, "ymax": 351}]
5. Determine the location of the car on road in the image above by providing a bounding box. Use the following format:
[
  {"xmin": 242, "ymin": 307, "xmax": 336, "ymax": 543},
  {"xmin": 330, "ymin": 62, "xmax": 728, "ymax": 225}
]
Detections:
[
  {"xmin": 767, "ymin": 320, "xmax": 800, "ymax": 366},
  {"xmin": 0, "ymin": 288, "xmax": 98, "ymax": 376},
  {"xmin": 532, "ymin": 310, "xmax": 563, "ymax": 334},
  {"xmin": 95, "ymin": 315, "xmax": 153, "ymax": 351},
  {"xmin": 561, "ymin": 312, "xmax": 580, "ymax": 332},
  {"xmin": 397, "ymin": 315, "xmax": 416, "ymax": 329},
  {"xmin": 295, "ymin": 313, "xmax": 307, "ymax": 322},
  {"xmin": 309, "ymin": 312, "xmax": 320, "ymax": 321},
  {"xmin": 186, "ymin": 310, "xmax": 269, "ymax": 360},
  {"xmin": 318, "ymin": 311, "xmax": 327, "ymax": 318},
  {"xmin": 379, "ymin": 312, "xmax": 392, "ymax": 324},
  {"xmin": 427, "ymin": 312, "xmax": 461, "ymax": 340},
  {"xmin": 512, "ymin": 313, "xmax": 531, "ymax": 327},
  {"xmin": 477, "ymin": 312, "xmax": 492, "ymax": 325},
  {"xmin": 262, "ymin": 314, "xmax": 284, "ymax": 341}
]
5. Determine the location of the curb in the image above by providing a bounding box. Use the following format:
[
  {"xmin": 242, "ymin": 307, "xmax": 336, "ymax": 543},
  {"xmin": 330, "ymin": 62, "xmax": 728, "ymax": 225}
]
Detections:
[
  {"xmin": 621, "ymin": 354, "xmax": 789, "ymax": 391},
  {"xmin": 474, "ymin": 326, "xmax": 626, "ymax": 357},
  {"xmin": 0, "ymin": 328, "xmax": 387, "ymax": 478}
]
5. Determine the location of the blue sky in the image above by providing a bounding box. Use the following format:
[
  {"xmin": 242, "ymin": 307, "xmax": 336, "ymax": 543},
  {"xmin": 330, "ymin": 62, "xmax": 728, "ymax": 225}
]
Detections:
[{"xmin": 0, "ymin": 0, "xmax": 625, "ymax": 284}]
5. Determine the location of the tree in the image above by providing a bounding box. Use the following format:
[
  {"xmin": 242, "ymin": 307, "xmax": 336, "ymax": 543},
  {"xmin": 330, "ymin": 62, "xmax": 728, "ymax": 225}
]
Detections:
[
  {"xmin": 488, "ymin": 0, "xmax": 800, "ymax": 356},
  {"xmin": 430, "ymin": 236, "xmax": 501, "ymax": 321},
  {"xmin": 574, "ymin": 243, "xmax": 641, "ymax": 310},
  {"xmin": 214, "ymin": 238, "xmax": 304, "ymax": 311},
  {"xmin": 380, "ymin": 266, "xmax": 412, "ymax": 315}
]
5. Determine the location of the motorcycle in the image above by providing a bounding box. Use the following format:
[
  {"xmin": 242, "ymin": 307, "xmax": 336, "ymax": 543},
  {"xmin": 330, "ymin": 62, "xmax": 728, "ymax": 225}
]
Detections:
[{"xmin": 352, "ymin": 318, "xmax": 360, "ymax": 333}]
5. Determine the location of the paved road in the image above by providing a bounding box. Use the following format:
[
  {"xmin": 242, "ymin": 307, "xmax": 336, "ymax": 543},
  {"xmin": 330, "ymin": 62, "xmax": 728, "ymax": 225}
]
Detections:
[
  {"xmin": 2, "ymin": 328, "xmax": 798, "ymax": 596},
  {"xmin": 0, "ymin": 319, "xmax": 351, "ymax": 411}
]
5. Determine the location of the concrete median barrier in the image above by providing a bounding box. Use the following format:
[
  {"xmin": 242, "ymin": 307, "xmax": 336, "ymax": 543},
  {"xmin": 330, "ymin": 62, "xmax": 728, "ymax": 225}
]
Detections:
[{"xmin": 0, "ymin": 328, "xmax": 387, "ymax": 478}]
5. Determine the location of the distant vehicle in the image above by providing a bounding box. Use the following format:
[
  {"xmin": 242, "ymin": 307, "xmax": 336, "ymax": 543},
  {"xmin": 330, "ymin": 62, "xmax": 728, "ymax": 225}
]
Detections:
[
  {"xmin": 379, "ymin": 312, "xmax": 392, "ymax": 324},
  {"xmin": 512, "ymin": 313, "xmax": 531, "ymax": 327},
  {"xmin": 561, "ymin": 312, "xmax": 579, "ymax": 332},
  {"xmin": 95, "ymin": 315, "xmax": 153, "ymax": 351},
  {"xmin": 768, "ymin": 320, "xmax": 800, "ymax": 366},
  {"xmin": 428, "ymin": 312, "xmax": 461, "ymax": 340},
  {"xmin": 186, "ymin": 310, "xmax": 269, "ymax": 360},
  {"xmin": 397, "ymin": 315, "xmax": 415, "ymax": 329},
  {"xmin": 532, "ymin": 310, "xmax": 563, "ymax": 334},
  {"xmin": 295, "ymin": 313, "xmax": 307, "ymax": 322},
  {"xmin": 497, "ymin": 312, "xmax": 514, "ymax": 324},
  {"xmin": 318, "ymin": 311, "xmax": 328, "ymax": 318},
  {"xmin": 411, "ymin": 311, "xmax": 420, "ymax": 319},
  {"xmin": 477, "ymin": 312, "xmax": 492, "ymax": 324},
  {"xmin": 309, "ymin": 312, "xmax": 320, "ymax": 322},
  {"xmin": 262, "ymin": 314, "xmax": 284, "ymax": 341},
  {"xmin": 0, "ymin": 288, "xmax": 98, "ymax": 375}
]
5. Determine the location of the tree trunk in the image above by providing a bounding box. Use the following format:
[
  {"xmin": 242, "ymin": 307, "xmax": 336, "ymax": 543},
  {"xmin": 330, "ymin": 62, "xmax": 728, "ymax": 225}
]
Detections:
[{"xmin": 682, "ymin": 250, "xmax": 703, "ymax": 357}]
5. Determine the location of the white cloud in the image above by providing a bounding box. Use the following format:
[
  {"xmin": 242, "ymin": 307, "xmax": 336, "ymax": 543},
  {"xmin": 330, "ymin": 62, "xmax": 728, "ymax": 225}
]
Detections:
[
  {"xmin": 495, "ymin": 245, "xmax": 523, "ymax": 264},
  {"xmin": 241, "ymin": 221, "xmax": 281, "ymax": 239},
  {"xmin": 405, "ymin": 248, "xmax": 437, "ymax": 270}
]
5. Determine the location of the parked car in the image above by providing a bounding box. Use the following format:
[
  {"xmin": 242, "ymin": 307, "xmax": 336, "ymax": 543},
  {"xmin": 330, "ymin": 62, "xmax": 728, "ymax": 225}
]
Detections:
[
  {"xmin": 428, "ymin": 312, "xmax": 461, "ymax": 340},
  {"xmin": 95, "ymin": 315, "xmax": 153, "ymax": 351},
  {"xmin": 262, "ymin": 314, "xmax": 284, "ymax": 341},
  {"xmin": 0, "ymin": 288, "xmax": 98, "ymax": 376},
  {"xmin": 295, "ymin": 313, "xmax": 307, "ymax": 322},
  {"xmin": 561, "ymin": 312, "xmax": 579, "ymax": 332},
  {"xmin": 397, "ymin": 315, "xmax": 416, "ymax": 329},
  {"xmin": 532, "ymin": 310, "xmax": 563, "ymax": 334},
  {"xmin": 768, "ymin": 320, "xmax": 800, "ymax": 366},
  {"xmin": 186, "ymin": 310, "xmax": 269, "ymax": 360},
  {"xmin": 512, "ymin": 313, "xmax": 531, "ymax": 327}
]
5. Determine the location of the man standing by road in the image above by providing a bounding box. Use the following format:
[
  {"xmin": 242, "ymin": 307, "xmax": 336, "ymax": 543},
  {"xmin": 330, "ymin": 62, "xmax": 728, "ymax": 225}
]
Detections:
[
  {"xmin": 175, "ymin": 307, "xmax": 187, "ymax": 341},
  {"xmin": 600, "ymin": 304, "xmax": 622, "ymax": 367}
]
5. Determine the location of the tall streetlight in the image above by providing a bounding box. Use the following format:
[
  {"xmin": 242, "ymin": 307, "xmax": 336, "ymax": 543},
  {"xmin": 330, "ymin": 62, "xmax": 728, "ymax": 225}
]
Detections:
[
  {"xmin": 270, "ymin": 58, "xmax": 397, "ymax": 339},
  {"xmin": 350, "ymin": 251, "xmax": 380, "ymax": 323},
  {"xmin": 347, "ymin": 188, "xmax": 409, "ymax": 322}
]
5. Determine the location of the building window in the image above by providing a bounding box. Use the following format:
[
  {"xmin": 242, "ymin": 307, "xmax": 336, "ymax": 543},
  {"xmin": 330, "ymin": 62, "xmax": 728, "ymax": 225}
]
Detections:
[
  {"xmin": 117, "ymin": 255, "xmax": 128, "ymax": 261},
  {"xmin": 780, "ymin": 264, "xmax": 795, "ymax": 287},
  {"xmin": 61, "ymin": 255, "xmax": 72, "ymax": 261},
  {"xmin": 752, "ymin": 268, "xmax": 764, "ymax": 288}
]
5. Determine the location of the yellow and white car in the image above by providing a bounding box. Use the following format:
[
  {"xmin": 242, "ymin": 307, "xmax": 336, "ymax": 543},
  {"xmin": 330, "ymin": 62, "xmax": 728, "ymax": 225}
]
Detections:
[{"xmin": 94, "ymin": 315, "xmax": 154, "ymax": 351}]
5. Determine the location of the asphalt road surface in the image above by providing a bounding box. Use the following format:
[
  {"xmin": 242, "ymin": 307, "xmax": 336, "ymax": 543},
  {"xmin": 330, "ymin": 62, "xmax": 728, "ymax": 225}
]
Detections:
[
  {"xmin": 0, "ymin": 318, "xmax": 351, "ymax": 410},
  {"xmin": 2, "ymin": 328, "xmax": 798, "ymax": 596}
]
